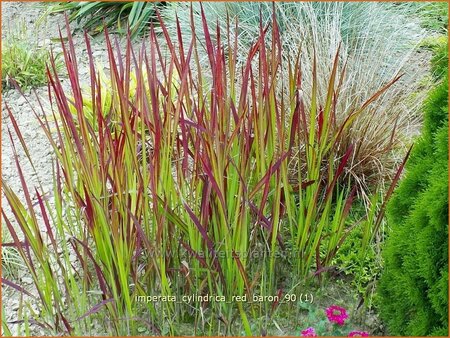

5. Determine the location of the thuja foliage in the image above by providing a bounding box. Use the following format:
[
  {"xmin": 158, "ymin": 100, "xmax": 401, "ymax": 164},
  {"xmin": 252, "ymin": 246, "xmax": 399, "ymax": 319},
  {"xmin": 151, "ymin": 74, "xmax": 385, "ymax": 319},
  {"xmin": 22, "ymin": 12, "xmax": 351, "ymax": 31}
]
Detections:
[
  {"xmin": 3, "ymin": 9, "xmax": 406, "ymax": 335},
  {"xmin": 377, "ymin": 42, "xmax": 448, "ymax": 336}
]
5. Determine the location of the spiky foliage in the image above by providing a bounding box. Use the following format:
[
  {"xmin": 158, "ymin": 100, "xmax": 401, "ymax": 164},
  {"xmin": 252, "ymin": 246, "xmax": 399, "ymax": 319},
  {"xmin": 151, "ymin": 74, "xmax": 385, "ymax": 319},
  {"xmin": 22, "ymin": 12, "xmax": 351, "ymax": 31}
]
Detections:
[
  {"xmin": 377, "ymin": 41, "xmax": 448, "ymax": 336},
  {"xmin": 161, "ymin": 2, "xmax": 428, "ymax": 201},
  {"xmin": 46, "ymin": 1, "xmax": 162, "ymax": 37},
  {"xmin": 3, "ymin": 9, "xmax": 405, "ymax": 335}
]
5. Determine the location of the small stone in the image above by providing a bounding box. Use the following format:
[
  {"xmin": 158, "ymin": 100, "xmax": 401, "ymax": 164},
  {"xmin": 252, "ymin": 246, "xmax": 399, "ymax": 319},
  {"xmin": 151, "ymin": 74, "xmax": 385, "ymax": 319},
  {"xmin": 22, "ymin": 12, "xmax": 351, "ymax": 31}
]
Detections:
[
  {"xmin": 16, "ymin": 95, "xmax": 27, "ymax": 107},
  {"xmin": 21, "ymin": 276, "xmax": 33, "ymax": 284},
  {"xmin": 38, "ymin": 39, "xmax": 51, "ymax": 48},
  {"xmin": 93, "ymin": 50, "xmax": 104, "ymax": 58},
  {"xmin": 69, "ymin": 253, "xmax": 77, "ymax": 263},
  {"xmin": 11, "ymin": 300, "xmax": 20, "ymax": 310}
]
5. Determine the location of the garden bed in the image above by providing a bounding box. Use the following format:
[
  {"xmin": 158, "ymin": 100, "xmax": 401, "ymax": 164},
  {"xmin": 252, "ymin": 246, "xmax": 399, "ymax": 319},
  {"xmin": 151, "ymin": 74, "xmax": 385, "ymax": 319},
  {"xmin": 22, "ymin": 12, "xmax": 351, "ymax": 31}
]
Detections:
[{"xmin": 1, "ymin": 2, "xmax": 447, "ymax": 336}]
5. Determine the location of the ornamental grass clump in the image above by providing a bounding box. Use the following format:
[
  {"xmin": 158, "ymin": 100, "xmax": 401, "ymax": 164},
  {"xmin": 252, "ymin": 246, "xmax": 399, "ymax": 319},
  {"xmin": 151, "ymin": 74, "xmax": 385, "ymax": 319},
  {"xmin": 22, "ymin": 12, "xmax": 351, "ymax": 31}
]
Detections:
[
  {"xmin": 162, "ymin": 2, "xmax": 426, "ymax": 201},
  {"xmin": 2, "ymin": 21, "xmax": 63, "ymax": 89},
  {"xmin": 3, "ymin": 7, "xmax": 407, "ymax": 335}
]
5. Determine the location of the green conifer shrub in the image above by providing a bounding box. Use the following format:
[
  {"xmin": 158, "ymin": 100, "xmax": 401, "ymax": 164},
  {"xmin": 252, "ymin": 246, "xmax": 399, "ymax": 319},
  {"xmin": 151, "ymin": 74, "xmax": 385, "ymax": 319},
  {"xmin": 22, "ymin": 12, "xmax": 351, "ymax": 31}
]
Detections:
[{"xmin": 377, "ymin": 42, "xmax": 448, "ymax": 336}]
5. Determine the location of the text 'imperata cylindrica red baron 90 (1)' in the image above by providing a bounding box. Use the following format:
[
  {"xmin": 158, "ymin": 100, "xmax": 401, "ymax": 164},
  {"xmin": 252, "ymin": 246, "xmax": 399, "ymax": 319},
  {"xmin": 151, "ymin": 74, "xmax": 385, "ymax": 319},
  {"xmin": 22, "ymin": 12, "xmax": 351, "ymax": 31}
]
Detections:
[{"xmin": 135, "ymin": 293, "xmax": 313, "ymax": 304}]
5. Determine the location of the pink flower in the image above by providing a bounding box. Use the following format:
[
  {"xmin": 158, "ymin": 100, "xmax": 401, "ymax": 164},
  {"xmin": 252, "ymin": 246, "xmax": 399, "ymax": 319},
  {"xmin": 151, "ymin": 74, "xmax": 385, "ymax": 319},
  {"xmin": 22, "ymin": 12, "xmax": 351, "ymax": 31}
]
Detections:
[
  {"xmin": 325, "ymin": 305, "xmax": 349, "ymax": 326},
  {"xmin": 348, "ymin": 331, "xmax": 369, "ymax": 336},
  {"xmin": 301, "ymin": 327, "xmax": 317, "ymax": 336}
]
